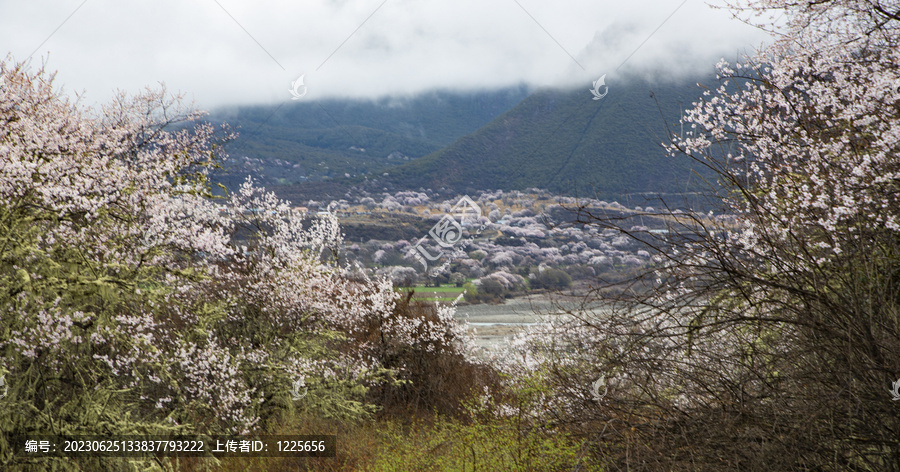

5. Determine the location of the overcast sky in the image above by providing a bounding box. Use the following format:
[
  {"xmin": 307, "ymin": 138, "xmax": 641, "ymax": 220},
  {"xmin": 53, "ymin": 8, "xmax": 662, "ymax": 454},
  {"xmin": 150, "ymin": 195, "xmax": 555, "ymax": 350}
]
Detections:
[{"xmin": 1, "ymin": 0, "xmax": 771, "ymax": 109}]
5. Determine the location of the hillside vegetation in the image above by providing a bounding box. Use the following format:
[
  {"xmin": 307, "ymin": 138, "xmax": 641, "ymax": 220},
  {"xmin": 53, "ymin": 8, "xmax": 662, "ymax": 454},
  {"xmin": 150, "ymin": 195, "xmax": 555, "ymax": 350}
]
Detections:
[
  {"xmin": 207, "ymin": 87, "xmax": 530, "ymax": 187},
  {"xmin": 377, "ymin": 76, "xmax": 709, "ymax": 198}
]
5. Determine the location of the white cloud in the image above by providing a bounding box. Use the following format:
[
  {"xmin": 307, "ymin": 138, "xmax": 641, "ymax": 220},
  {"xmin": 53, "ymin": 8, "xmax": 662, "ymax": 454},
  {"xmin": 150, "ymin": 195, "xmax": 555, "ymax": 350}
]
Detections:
[{"xmin": 1, "ymin": 0, "xmax": 769, "ymax": 108}]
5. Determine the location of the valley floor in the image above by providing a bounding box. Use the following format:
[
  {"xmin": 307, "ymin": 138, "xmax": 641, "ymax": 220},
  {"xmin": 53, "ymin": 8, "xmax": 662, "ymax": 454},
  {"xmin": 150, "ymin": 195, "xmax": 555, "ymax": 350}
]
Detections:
[{"xmin": 455, "ymin": 292, "xmax": 606, "ymax": 354}]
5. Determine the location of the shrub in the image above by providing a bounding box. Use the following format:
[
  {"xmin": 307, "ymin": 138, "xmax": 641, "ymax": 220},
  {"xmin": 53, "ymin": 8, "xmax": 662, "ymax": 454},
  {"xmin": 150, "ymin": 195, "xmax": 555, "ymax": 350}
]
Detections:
[{"xmin": 531, "ymin": 268, "xmax": 572, "ymax": 289}]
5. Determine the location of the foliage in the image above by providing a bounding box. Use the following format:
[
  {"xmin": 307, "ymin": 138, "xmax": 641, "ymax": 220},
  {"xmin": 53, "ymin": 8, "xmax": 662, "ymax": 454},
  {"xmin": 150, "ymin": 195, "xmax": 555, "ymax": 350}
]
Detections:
[
  {"xmin": 465, "ymin": 271, "xmax": 528, "ymax": 304},
  {"xmin": 369, "ymin": 366, "xmax": 599, "ymax": 472},
  {"xmin": 530, "ymin": 267, "xmax": 572, "ymax": 290},
  {"xmin": 368, "ymin": 358, "xmax": 605, "ymax": 472},
  {"xmin": 360, "ymin": 293, "xmax": 486, "ymax": 418},
  {"xmin": 0, "ymin": 58, "xmax": 474, "ymax": 470},
  {"xmin": 369, "ymin": 416, "xmax": 598, "ymax": 472},
  {"xmin": 500, "ymin": 0, "xmax": 900, "ymax": 469}
]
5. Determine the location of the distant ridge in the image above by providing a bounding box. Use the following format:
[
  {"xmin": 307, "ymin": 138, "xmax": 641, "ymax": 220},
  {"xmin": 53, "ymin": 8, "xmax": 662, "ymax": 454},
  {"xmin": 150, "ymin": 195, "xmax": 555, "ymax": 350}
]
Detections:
[
  {"xmin": 207, "ymin": 86, "xmax": 531, "ymax": 188},
  {"xmin": 374, "ymin": 75, "xmax": 713, "ymax": 199}
]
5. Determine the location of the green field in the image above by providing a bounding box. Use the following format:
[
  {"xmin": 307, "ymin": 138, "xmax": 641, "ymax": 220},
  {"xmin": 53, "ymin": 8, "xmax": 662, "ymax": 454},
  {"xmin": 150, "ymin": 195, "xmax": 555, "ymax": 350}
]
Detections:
[{"xmin": 397, "ymin": 284, "xmax": 467, "ymax": 302}]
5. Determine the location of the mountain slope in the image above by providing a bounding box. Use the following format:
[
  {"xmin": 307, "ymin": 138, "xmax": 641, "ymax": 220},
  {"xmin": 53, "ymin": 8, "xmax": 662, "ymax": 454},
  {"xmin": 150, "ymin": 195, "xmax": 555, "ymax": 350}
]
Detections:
[
  {"xmin": 208, "ymin": 86, "xmax": 531, "ymax": 188},
  {"xmin": 377, "ymin": 76, "xmax": 710, "ymax": 198}
]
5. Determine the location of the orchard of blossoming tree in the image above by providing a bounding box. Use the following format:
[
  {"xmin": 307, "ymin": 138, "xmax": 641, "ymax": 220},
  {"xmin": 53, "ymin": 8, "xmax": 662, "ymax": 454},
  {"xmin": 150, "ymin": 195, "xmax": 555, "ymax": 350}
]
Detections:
[{"xmin": 4, "ymin": 0, "xmax": 900, "ymax": 470}]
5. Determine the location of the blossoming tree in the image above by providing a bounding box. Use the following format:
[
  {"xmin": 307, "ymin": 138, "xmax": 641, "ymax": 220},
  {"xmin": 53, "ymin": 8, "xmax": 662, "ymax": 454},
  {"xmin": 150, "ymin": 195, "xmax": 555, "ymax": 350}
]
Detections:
[
  {"xmin": 0, "ymin": 58, "xmax": 472, "ymax": 468},
  {"xmin": 506, "ymin": 0, "xmax": 900, "ymax": 468}
]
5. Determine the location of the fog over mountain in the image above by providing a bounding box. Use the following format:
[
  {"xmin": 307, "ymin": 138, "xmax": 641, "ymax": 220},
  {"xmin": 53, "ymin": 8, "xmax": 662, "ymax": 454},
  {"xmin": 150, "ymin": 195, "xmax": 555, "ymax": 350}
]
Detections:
[{"xmin": 2, "ymin": 0, "xmax": 769, "ymax": 108}]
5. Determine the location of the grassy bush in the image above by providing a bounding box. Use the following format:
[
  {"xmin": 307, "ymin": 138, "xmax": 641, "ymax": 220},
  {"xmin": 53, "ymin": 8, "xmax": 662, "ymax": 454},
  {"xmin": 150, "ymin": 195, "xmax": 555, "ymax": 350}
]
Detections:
[
  {"xmin": 369, "ymin": 416, "xmax": 600, "ymax": 472},
  {"xmin": 359, "ymin": 293, "xmax": 498, "ymax": 419}
]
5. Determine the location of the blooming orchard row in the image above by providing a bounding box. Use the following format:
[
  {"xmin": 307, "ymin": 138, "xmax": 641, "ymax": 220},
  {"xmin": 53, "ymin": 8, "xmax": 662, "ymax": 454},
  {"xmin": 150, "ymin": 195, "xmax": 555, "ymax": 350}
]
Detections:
[{"xmin": 328, "ymin": 190, "xmax": 672, "ymax": 290}]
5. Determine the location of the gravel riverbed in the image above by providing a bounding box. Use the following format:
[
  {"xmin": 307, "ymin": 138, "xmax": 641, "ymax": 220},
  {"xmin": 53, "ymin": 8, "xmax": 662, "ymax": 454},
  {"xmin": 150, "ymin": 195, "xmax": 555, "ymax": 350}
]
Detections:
[{"xmin": 453, "ymin": 294, "xmax": 603, "ymax": 353}]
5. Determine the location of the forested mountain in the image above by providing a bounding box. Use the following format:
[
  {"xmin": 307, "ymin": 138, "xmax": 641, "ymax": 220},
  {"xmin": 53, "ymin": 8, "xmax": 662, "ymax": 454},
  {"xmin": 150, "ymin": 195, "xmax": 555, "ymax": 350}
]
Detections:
[
  {"xmin": 207, "ymin": 86, "xmax": 531, "ymax": 188},
  {"xmin": 375, "ymin": 74, "xmax": 713, "ymax": 199},
  {"xmin": 211, "ymin": 75, "xmax": 717, "ymax": 201}
]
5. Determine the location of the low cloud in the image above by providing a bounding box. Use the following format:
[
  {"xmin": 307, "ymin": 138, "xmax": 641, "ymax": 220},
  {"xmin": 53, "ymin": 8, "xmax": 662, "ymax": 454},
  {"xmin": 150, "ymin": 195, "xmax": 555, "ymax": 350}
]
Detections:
[{"xmin": 2, "ymin": 0, "xmax": 769, "ymax": 108}]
